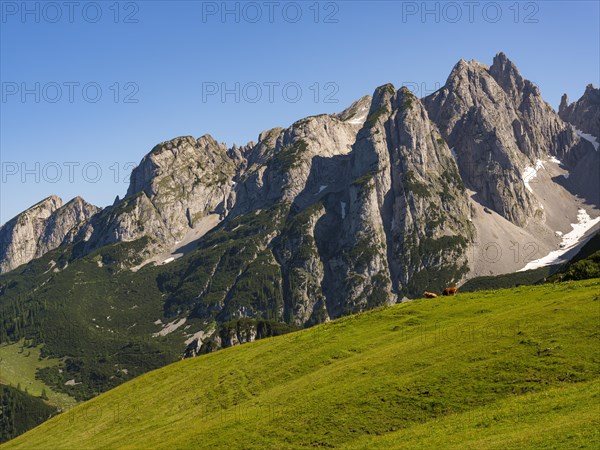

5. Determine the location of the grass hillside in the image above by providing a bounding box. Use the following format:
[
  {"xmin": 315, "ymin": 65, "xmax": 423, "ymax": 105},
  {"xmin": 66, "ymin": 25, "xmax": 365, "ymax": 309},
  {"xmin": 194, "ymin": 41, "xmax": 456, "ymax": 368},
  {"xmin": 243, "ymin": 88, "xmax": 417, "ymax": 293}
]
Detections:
[
  {"xmin": 4, "ymin": 279, "xmax": 600, "ymax": 449},
  {"xmin": 0, "ymin": 340, "xmax": 76, "ymax": 408},
  {"xmin": 460, "ymin": 266, "xmax": 556, "ymax": 292}
]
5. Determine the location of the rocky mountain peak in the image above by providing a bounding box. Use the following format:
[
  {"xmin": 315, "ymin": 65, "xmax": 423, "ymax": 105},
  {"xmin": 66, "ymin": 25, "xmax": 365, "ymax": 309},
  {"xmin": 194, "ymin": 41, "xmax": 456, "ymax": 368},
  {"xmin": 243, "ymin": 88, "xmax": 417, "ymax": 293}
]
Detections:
[
  {"xmin": 585, "ymin": 83, "xmax": 597, "ymax": 95},
  {"xmin": 30, "ymin": 195, "xmax": 64, "ymax": 214},
  {"xmin": 0, "ymin": 195, "xmax": 98, "ymax": 273},
  {"xmin": 559, "ymin": 83, "xmax": 600, "ymax": 136},
  {"xmin": 370, "ymin": 84, "xmax": 396, "ymax": 113},
  {"xmin": 423, "ymin": 52, "xmax": 588, "ymax": 225},
  {"xmin": 445, "ymin": 58, "xmax": 489, "ymax": 87},
  {"xmin": 560, "ymin": 93, "xmax": 569, "ymax": 113},
  {"xmin": 488, "ymin": 51, "xmax": 525, "ymax": 98},
  {"xmin": 77, "ymin": 134, "xmax": 239, "ymax": 256}
]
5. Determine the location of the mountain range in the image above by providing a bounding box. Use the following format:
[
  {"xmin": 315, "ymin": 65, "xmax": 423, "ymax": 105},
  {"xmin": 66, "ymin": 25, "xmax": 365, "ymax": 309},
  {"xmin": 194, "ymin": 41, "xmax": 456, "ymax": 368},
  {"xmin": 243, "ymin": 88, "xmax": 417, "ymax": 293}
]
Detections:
[{"xmin": 0, "ymin": 53, "xmax": 598, "ymax": 405}]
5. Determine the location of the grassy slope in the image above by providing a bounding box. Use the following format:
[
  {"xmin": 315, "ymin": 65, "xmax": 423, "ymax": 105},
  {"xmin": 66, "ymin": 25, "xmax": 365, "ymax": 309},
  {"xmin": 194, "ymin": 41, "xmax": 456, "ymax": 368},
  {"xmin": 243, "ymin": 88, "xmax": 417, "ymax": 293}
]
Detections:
[
  {"xmin": 0, "ymin": 341, "xmax": 76, "ymax": 408},
  {"xmin": 460, "ymin": 266, "xmax": 556, "ymax": 292},
  {"xmin": 349, "ymin": 380, "xmax": 599, "ymax": 449},
  {"xmin": 4, "ymin": 279, "xmax": 600, "ymax": 449}
]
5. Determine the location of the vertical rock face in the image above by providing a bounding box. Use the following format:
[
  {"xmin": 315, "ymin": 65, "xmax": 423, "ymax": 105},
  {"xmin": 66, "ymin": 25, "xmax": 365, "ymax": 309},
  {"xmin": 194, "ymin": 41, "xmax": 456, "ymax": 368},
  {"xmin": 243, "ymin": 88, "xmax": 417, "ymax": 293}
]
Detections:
[
  {"xmin": 0, "ymin": 195, "xmax": 98, "ymax": 273},
  {"xmin": 558, "ymin": 84, "xmax": 600, "ymax": 204},
  {"xmin": 273, "ymin": 204, "xmax": 328, "ymax": 326},
  {"xmin": 423, "ymin": 52, "xmax": 580, "ymax": 226},
  {"xmin": 559, "ymin": 84, "xmax": 600, "ymax": 137},
  {"xmin": 351, "ymin": 86, "xmax": 474, "ymax": 296}
]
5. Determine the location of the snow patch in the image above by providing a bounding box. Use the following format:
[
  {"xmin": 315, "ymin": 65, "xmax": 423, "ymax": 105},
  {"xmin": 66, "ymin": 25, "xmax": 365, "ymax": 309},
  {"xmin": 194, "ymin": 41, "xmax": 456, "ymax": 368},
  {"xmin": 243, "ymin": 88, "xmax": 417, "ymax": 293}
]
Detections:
[
  {"xmin": 548, "ymin": 155, "xmax": 562, "ymax": 164},
  {"xmin": 161, "ymin": 257, "xmax": 175, "ymax": 265},
  {"xmin": 346, "ymin": 106, "xmax": 369, "ymax": 125},
  {"xmin": 347, "ymin": 113, "xmax": 368, "ymax": 125},
  {"xmin": 576, "ymin": 130, "xmax": 599, "ymax": 151},
  {"xmin": 316, "ymin": 185, "xmax": 328, "ymax": 195},
  {"xmin": 64, "ymin": 379, "xmax": 80, "ymax": 386},
  {"xmin": 522, "ymin": 159, "xmax": 544, "ymax": 192},
  {"xmin": 518, "ymin": 209, "xmax": 600, "ymax": 271},
  {"xmin": 341, "ymin": 202, "xmax": 346, "ymax": 219}
]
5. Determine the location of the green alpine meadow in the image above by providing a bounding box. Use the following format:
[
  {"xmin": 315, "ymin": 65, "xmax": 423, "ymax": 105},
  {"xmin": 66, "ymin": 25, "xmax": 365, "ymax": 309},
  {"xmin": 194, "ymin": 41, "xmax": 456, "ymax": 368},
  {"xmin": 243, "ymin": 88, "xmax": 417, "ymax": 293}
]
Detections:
[{"xmin": 4, "ymin": 279, "xmax": 599, "ymax": 449}]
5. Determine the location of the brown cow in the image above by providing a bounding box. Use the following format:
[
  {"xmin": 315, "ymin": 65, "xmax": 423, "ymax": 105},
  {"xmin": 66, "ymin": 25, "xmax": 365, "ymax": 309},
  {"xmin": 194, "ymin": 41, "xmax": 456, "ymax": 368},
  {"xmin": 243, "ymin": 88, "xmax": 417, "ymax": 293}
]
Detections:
[
  {"xmin": 423, "ymin": 291, "xmax": 438, "ymax": 298},
  {"xmin": 442, "ymin": 287, "xmax": 458, "ymax": 296}
]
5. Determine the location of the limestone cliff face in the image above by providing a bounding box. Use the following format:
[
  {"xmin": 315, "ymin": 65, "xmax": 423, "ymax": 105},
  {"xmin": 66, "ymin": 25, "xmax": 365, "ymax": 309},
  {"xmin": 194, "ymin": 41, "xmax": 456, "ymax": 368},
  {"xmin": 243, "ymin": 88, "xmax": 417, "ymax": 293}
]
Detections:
[
  {"xmin": 351, "ymin": 85, "xmax": 474, "ymax": 295},
  {"xmin": 559, "ymin": 84, "xmax": 600, "ymax": 137},
  {"xmin": 423, "ymin": 52, "xmax": 581, "ymax": 226},
  {"xmin": 0, "ymin": 195, "xmax": 98, "ymax": 273},
  {"xmin": 231, "ymin": 110, "xmax": 365, "ymax": 216},
  {"xmin": 273, "ymin": 204, "xmax": 328, "ymax": 326},
  {"xmin": 75, "ymin": 135, "xmax": 238, "ymax": 256},
  {"xmin": 559, "ymin": 84, "xmax": 600, "ymax": 204},
  {"xmin": 74, "ymin": 191, "xmax": 172, "ymax": 255},
  {"xmin": 126, "ymin": 135, "xmax": 237, "ymax": 228}
]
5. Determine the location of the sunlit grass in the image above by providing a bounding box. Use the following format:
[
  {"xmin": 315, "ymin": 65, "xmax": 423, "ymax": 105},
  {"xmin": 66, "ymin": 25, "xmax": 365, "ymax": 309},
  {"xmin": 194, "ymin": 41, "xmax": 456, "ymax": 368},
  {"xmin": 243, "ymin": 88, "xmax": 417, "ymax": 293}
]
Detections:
[
  {"xmin": 4, "ymin": 279, "xmax": 599, "ymax": 449},
  {"xmin": 0, "ymin": 341, "xmax": 77, "ymax": 408}
]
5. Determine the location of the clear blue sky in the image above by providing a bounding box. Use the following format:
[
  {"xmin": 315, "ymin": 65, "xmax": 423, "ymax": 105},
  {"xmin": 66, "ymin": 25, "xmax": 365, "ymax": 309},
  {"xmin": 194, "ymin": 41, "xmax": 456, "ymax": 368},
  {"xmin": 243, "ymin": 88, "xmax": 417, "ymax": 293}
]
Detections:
[{"xmin": 1, "ymin": 0, "xmax": 599, "ymax": 224}]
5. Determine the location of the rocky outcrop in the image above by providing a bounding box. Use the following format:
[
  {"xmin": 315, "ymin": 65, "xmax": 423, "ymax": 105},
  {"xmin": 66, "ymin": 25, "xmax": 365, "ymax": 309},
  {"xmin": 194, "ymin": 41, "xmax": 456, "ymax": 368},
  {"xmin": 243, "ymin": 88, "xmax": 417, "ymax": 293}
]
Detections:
[
  {"xmin": 559, "ymin": 84, "xmax": 600, "ymax": 137},
  {"xmin": 75, "ymin": 135, "xmax": 238, "ymax": 257},
  {"xmin": 274, "ymin": 204, "xmax": 329, "ymax": 326},
  {"xmin": 127, "ymin": 135, "xmax": 237, "ymax": 226},
  {"xmin": 423, "ymin": 52, "xmax": 580, "ymax": 226},
  {"xmin": 231, "ymin": 110, "xmax": 365, "ymax": 216},
  {"xmin": 73, "ymin": 191, "xmax": 171, "ymax": 256},
  {"xmin": 0, "ymin": 195, "xmax": 98, "ymax": 273},
  {"xmin": 558, "ymin": 84, "xmax": 600, "ymax": 205}
]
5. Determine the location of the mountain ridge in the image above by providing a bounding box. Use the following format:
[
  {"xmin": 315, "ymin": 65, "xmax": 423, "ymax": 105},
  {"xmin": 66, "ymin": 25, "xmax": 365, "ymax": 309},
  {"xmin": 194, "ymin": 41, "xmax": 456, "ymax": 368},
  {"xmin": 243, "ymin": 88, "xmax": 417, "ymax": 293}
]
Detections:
[{"xmin": 1, "ymin": 52, "xmax": 599, "ymax": 361}]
